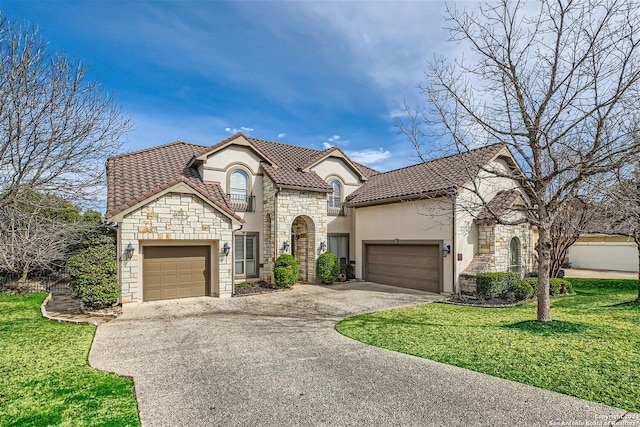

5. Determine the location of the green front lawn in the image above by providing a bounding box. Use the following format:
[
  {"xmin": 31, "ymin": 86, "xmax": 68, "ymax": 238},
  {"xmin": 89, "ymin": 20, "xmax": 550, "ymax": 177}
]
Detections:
[
  {"xmin": 0, "ymin": 293, "xmax": 140, "ymax": 426},
  {"xmin": 336, "ymin": 279, "xmax": 640, "ymax": 412}
]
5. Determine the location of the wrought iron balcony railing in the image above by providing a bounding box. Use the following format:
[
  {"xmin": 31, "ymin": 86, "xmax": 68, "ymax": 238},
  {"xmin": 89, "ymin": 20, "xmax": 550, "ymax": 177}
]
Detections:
[
  {"xmin": 327, "ymin": 201, "xmax": 347, "ymax": 216},
  {"xmin": 227, "ymin": 194, "xmax": 256, "ymax": 212}
]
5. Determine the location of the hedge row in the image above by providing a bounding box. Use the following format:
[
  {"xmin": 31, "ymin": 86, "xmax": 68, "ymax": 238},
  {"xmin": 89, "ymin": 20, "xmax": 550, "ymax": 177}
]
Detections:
[{"xmin": 476, "ymin": 272, "xmax": 572, "ymax": 302}]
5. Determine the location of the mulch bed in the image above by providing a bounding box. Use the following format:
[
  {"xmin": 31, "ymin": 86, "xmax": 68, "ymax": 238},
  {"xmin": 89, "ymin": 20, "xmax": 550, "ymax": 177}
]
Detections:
[{"xmin": 233, "ymin": 282, "xmax": 290, "ymax": 297}]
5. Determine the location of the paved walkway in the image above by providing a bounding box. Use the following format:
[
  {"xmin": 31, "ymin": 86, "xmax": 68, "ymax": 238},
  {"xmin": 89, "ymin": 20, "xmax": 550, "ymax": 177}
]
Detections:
[
  {"xmin": 41, "ymin": 287, "xmax": 114, "ymax": 325},
  {"xmin": 90, "ymin": 282, "xmax": 631, "ymax": 427}
]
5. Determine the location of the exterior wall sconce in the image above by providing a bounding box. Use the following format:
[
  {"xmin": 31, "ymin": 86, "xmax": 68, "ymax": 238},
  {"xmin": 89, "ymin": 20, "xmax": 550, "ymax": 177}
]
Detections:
[
  {"xmin": 319, "ymin": 241, "xmax": 327, "ymax": 252},
  {"xmin": 124, "ymin": 243, "xmax": 134, "ymax": 261},
  {"xmin": 283, "ymin": 241, "xmax": 290, "ymax": 252},
  {"xmin": 442, "ymin": 244, "xmax": 451, "ymax": 257},
  {"xmin": 223, "ymin": 242, "xmax": 230, "ymax": 257}
]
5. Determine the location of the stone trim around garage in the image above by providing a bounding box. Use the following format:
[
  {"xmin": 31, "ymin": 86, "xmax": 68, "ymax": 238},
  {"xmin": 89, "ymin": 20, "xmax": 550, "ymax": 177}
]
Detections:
[{"xmin": 118, "ymin": 192, "xmax": 234, "ymax": 304}]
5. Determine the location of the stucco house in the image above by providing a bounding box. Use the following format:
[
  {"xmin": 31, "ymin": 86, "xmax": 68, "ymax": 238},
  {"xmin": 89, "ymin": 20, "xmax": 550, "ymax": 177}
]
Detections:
[
  {"xmin": 568, "ymin": 234, "xmax": 638, "ymax": 273},
  {"xmin": 106, "ymin": 132, "xmax": 535, "ymax": 304}
]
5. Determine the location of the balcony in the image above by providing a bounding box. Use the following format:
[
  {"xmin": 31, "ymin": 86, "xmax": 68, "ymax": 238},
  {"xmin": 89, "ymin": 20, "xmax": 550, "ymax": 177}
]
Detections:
[
  {"xmin": 227, "ymin": 194, "xmax": 256, "ymax": 212},
  {"xmin": 327, "ymin": 201, "xmax": 347, "ymax": 216}
]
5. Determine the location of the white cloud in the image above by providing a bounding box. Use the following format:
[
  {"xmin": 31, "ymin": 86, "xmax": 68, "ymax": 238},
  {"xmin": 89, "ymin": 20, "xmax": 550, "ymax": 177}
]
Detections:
[
  {"xmin": 322, "ymin": 142, "xmax": 333, "ymax": 149},
  {"xmin": 346, "ymin": 148, "xmax": 392, "ymax": 165},
  {"xmin": 277, "ymin": 133, "xmax": 286, "ymax": 139},
  {"xmin": 225, "ymin": 126, "xmax": 254, "ymax": 134}
]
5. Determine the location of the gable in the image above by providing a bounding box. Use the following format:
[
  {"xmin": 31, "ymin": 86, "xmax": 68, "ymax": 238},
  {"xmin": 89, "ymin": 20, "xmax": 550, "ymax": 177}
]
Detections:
[
  {"xmin": 203, "ymin": 145, "xmax": 262, "ymax": 174},
  {"xmin": 311, "ymin": 157, "xmax": 363, "ymax": 185}
]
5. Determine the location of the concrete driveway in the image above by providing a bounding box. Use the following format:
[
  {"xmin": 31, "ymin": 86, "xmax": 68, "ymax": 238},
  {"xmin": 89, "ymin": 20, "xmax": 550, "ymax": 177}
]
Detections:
[{"xmin": 90, "ymin": 282, "xmax": 629, "ymax": 427}]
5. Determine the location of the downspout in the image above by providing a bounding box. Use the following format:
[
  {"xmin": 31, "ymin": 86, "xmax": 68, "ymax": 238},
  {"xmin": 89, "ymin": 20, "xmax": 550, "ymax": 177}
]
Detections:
[
  {"xmin": 274, "ymin": 186, "xmax": 281, "ymax": 260},
  {"xmin": 452, "ymin": 193, "xmax": 459, "ymax": 296}
]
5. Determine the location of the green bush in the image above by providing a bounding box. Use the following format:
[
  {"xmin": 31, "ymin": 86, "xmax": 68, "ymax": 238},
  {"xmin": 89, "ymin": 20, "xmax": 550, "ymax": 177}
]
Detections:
[
  {"xmin": 505, "ymin": 278, "xmax": 537, "ymax": 302},
  {"xmin": 273, "ymin": 254, "xmax": 299, "ymax": 288},
  {"xmin": 317, "ymin": 252, "xmax": 339, "ymax": 284},
  {"xmin": 527, "ymin": 271, "xmax": 538, "ymax": 278},
  {"xmin": 67, "ymin": 245, "xmax": 119, "ymax": 309},
  {"xmin": 476, "ymin": 272, "xmax": 521, "ymax": 300},
  {"xmin": 550, "ymin": 278, "xmax": 572, "ymax": 296},
  {"xmin": 557, "ymin": 269, "xmax": 565, "ymax": 279}
]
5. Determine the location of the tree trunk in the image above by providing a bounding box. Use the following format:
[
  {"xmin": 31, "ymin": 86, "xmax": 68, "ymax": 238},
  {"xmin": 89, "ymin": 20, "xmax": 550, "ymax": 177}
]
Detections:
[
  {"xmin": 636, "ymin": 240, "xmax": 640, "ymax": 303},
  {"xmin": 537, "ymin": 226, "xmax": 552, "ymax": 322},
  {"xmin": 17, "ymin": 268, "xmax": 29, "ymax": 291}
]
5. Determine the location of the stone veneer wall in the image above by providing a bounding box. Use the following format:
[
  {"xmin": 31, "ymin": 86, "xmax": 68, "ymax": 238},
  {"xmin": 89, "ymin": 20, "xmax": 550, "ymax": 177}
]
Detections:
[
  {"xmin": 119, "ymin": 192, "xmax": 233, "ymax": 303},
  {"xmin": 262, "ymin": 176, "xmax": 328, "ymax": 283},
  {"xmin": 478, "ymin": 222, "xmax": 535, "ymax": 272},
  {"xmin": 460, "ymin": 222, "xmax": 535, "ymax": 295}
]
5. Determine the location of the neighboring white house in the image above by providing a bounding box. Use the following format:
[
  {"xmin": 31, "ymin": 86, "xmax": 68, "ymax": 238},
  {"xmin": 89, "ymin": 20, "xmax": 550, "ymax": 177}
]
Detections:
[
  {"xmin": 106, "ymin": 132, "xmax": 535, "ymax": 304},
  {"xmin": 568, "ymin": 234, "xmax": 638, "ymax": 272}
]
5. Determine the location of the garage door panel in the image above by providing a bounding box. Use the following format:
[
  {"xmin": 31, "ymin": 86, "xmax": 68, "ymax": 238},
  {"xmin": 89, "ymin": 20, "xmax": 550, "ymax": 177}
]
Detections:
[
  {"xmin": 143, "ymin": 246, "xmax": 210, "ymax": 301},
  {"xmin": 365, "ymin": 244, "xmax": 440, "ymax": 293}
]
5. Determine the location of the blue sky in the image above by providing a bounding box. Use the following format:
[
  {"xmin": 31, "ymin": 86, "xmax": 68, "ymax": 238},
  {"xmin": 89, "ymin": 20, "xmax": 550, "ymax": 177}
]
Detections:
[{"xmin": 1, "ymin": 1, "xmax": 455, "ymax": 171}]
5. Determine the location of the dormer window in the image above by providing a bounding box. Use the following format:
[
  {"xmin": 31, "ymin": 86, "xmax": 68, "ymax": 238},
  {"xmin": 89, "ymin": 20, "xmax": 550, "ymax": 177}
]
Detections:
[{"xmin": 227, "ymin": 169, "xmax": 254, "ymax": 212}]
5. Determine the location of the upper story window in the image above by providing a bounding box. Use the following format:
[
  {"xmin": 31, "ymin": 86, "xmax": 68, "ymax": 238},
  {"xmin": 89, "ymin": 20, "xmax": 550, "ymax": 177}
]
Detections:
[
  {"xmin": 327, "ymin": 179, "xmax": 346, "ymax": 216},
  {"xmin": 230, "ymin": 170, "xmax": 249, "ymax": 198},
  {"xmin": 228, "ymin": 169, "xmax": 254, "ymax": 212},
  {"xmin": 328, "ymin": 180, "xmax": 342, "ymax": 208}
]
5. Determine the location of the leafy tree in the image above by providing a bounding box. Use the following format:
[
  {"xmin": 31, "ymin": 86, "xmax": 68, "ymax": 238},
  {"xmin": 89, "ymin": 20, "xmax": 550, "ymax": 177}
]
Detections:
[
  {"xmin": 403, "ymin": 0, "xmax": 640, "ymax": 321},
  {"xmin": 67, "ymin": 227, "xmax": 118, "ymax": 309}
]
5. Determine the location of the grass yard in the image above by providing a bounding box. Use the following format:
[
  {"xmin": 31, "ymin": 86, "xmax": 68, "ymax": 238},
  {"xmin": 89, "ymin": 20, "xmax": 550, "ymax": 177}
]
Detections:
[
  {"xmin": 336, "ymin": 278, "xmax": 640, "ymax": 412},
  {"xmin": 0, "ymin": 293, "xmax": 140, "ymax": 426}
]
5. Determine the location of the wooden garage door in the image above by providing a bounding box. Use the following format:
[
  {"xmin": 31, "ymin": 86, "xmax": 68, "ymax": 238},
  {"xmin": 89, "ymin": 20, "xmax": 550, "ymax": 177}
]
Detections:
[
  {"xmin": 365, "ymin": 244, "xmax": 440, "ymax": 292},
  {"xmin": 143, "ymin": 246, "xmax": 210, "ymax": 301}
]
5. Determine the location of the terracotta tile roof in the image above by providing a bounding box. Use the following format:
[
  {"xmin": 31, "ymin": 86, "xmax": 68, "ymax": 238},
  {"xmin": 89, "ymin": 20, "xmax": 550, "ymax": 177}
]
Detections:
[
  {"xmin": 476, "ymin": 189, "xmax": 525, "ymax": 222},
  {"xmin": 106, "ymin": 132, "xmax": 382, "ymax": 219},
  {"xmin": 106, "ymin": 142, "xmax": 241, "ymax": 221},
  {"xmin": 261, "ymin": 163, "xmax": 333, "ymax": 192},
  {"xmin": 346, "ymin": 144, "xmax": 508, "ymax": 207}
]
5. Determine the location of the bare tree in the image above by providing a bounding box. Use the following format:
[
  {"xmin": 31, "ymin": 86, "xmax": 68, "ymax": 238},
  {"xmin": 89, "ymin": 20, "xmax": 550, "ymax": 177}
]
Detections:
[
  {"xmin": 0, "ymin": 14, "xmax": 131, "ymax": 283},
  {"xmin": 0, "ymin": 15, "xmax": 130, "ymax": 203},
  {"xmin": 404, "ymin": 0, "xmax": 640, "ymax": 321},
  {"xmin": 549, "ymin": 197, "xmax": 592, "ymax": 278},
  {"xmin": 602, "ymin": 163, "xmax": 640, "ymax": 302}
]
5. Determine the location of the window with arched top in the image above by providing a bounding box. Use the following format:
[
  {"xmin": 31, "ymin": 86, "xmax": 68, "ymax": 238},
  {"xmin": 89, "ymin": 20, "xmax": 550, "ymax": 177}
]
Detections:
[
  {"xmin": 510, "ymin": 237, "xmax": 521, "ymax": 269},
  {"xmin": 228, "ymin": 169, "xmax": 253, "ymax": 211},
  {"xmin": 328, "ymin": 179, "xmax": 342, "ymax": 209}
]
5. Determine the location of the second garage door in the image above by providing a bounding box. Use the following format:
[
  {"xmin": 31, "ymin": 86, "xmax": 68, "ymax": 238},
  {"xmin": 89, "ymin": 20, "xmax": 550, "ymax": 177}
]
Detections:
[
  {"xmin": 365, "ymin": 244, "xmax": 440, "ymax": 293},
  {"xmin": 143, "ymin": 246, "xmax": 210, "ymax": 301}
]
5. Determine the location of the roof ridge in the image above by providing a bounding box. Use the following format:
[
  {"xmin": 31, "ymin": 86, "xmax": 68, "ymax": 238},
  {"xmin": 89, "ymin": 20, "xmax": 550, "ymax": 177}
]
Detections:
[
  {"xmin": 371, "ymin": 143, "xmax": 506, "ymax": 177},
  {"xmin": 109, "ymin": 141, "xmax": 206, "ymax": 160},
  {"xmin": 247, "ymin": 136, "xmax": 323, "ymax": 155}
]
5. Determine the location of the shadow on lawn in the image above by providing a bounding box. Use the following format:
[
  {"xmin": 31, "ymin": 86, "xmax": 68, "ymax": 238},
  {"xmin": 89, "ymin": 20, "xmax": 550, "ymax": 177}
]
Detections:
[
  {"xmin": 604, "ymin": 300, "xmax": 640, "ymax": 311},
  {"xmin": 503, "ymin": 320, "xmax": 588, "ymax": 335}
]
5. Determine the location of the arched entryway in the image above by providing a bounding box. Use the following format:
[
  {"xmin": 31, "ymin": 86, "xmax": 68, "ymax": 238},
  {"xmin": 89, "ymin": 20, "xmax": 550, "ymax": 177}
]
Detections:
[{"xmin": 290, "ymin": 215, "xmax": 316, "ymax": 282}]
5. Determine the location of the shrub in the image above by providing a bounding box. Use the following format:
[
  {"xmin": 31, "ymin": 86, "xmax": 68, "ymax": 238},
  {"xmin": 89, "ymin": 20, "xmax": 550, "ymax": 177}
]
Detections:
[
  {"xmin": 505, "ymin": 278, "xmax": 537, "ymax": 302},
  {"xmin": 317, "ymin": 252, "xmax": 339, "ymax": 284},
  {"xmin": 273, "ymin": 254, "xmax": 299, "ymax": 288},
  {"xmin": 67, "ymin": 245, "xmax": 119, "ymax": 309},
  {"xmin": 527, "ymin": 271, "xmax": 538, "ymax": 278},
  {"xmin": 556, "ymin": 269, "xmax": 565, "ymax": 279},
  {"xmin": 550, "ymin": 278, "xmax": 572, "ymax": 296},
  {"xmin": 475, "ymin": 272, "xmax": 521, "ymax": 300}
]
